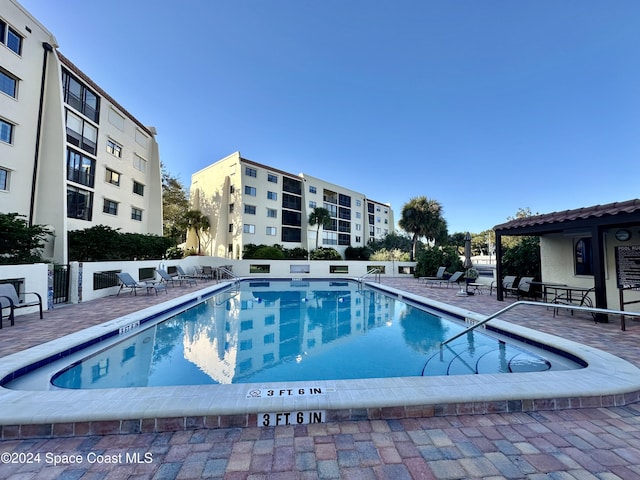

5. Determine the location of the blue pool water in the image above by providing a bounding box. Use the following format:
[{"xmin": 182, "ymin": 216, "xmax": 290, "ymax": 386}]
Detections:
[{"xmin": 49, "ymin": 280, "xmax": 581, "ymax": 389}]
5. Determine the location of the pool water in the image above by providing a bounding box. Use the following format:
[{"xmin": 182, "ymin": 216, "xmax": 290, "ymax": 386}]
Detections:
[{"xmin": 50, "ymin": 280, "xmax": 581, "ymax": 389}]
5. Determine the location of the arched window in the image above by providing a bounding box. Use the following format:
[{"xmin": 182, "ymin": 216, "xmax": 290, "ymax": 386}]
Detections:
[{"xmin": 575, "ymin": 237, "xmax": 593, "ymax": 275}]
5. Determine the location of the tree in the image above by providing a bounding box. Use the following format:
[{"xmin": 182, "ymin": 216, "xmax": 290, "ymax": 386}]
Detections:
[
  {"xmin": 308, "ymin": 207, "xmax": 332, "ymax": 249},
  {"xmin": 398, "ymin": 196, "xmax": 448, "ymax": 261},
  {"xmin": 184, "ymin": 210, "xmax": 210, "ymax": 255},
  {"xmin": 162, "ymin": 166, "xmax": 190, "ymax": 244},
  {"xmin": 0, "ymin": 213, "xmax": 51, "ymax": 264}
]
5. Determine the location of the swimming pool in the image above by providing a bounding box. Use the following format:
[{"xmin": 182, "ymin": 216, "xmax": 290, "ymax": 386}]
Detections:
[
  {"xmin": 1, "ymin": 278, "xmax": 639, "ymax": 435},
  {"xmin": 44, "ymin": 279, "xmax": 580, "ymax": 389}
]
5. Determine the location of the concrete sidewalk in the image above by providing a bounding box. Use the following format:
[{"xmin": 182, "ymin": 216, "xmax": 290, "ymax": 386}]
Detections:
[{"xmin": 1, "ymin": 277, "xmax": 639, "ymax": 479}]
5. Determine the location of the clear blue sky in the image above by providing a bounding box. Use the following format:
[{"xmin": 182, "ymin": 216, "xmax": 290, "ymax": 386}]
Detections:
[{"xmin": 21, "ymin": 0, "xmax": 640, "ymax": 234}]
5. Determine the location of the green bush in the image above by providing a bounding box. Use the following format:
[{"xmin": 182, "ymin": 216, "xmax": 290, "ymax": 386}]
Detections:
[
  {"xmin": 252, "ymin": 245, "xmax": 285, "ymax": 260},
  {"xmin": 284, "ymin": 247, "xmax": 308, "ymax": 260},
  {"xmin": 344, "ymin": 246, "xmax": 372, "ymax": 260},
  {"xmin": 502, "ymin": 236, "xmax": 540, "ymax": 278},
  {"xmin": 0, "ymin": 212, "xmax": 51, "ymax": 264},
  {"xmin": 68, "ymin": 225, "xmax": 173, "ymax": 261},
  {"xmin": 165, "ymin": 246, "xmax": 184, "ymax": 259},
  {"xmin": 415, "ymin": 245, "xmax": 463, "ymax": 278},
  {"xmin": 310, "ymin": 247, "xmax": 342, "ymax": 260}
]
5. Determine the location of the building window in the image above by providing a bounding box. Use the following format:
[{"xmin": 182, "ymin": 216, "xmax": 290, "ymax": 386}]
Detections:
[
  {"xmin": 0, "ymin": 167, "xmax": 9, "ymax": 191},
  {"xmin": 105, "ymin": 168, "xmax": 120, "ymax": 186},
  {"xmin": 281, "ymin": 226, "xmax": 301, "ymax": 242},
  {"xmin": 67, "ymin": 186, "xmax": 93, "ymax": 220},
  {"xmin": 0, "ymin": 20, "xmax": 23, "ymax": 55},
  {"xmin": 0, "ymin": 118, "xmax": 14, "ymax": 144},
  {"xmin": 106, "ymin": 139, "xmax": 122, "ymax": 157},
  {"xmin": 339, "ymin": 194, "xmax": 351, "ymax": 207},
  {"xmin": 229, "ymin": 203, "xmax": 234, "ymax": 213},
  {"xmin": 244, "ymin": 205, "xmax": 256, "ymax": 215},
  {"xmin": 108, "ymin": 108, "xmax": 124, "ymax": 130},
  {"xmin": 267, "ymin": 173, "xmax": 278, "ymax": 183},
  {"xmin": 133, "ymin": 181, "xmax": 144, "ymax": 196},
  {"xmin": 309, "ymin": 186, "xmax": 317, "ymax": 194},
  {"xmin": 229, "ymin": 184, "xmax": 235, "ymax": 194},
  {"xmin": 135, "ymin": 130, "xmax": 148, "ymax": 148},
  {"xmin": 243, "ymin": 224, "xmax": 256, "ymax": 234},
  {"xmin": 282, "ymin": 177, "xmax": 302, "ymax": 195},
  {"xmin": 267, "ymin": 191, "xmax": 277, "ymax": 201},
  {"xmin": 324, "ymin": 203, "xmax": 337, "ymax": 217},
  {"xmin": 266, "ymin": 226, "xmax": 277, "ymax": 236},
  {"xmin": 133, "ymin": 155, "xmax": 146, "ymax": 172},
  {"xmin": 575, "ymin": 237, "xmax": 593, "ymax": 276},
  {"xmin": 0, "ymin": 69, "xmax": 17, "ymax": 98},
  {"xmin": 267, "ymin": 208, "xmax": 277, "ymax": 218},
  {"xmin": 66, "ymin": 110, "xmax": 97, "ymax": 155},
  {"xmin": 103, "ymin": 199, "xmax": 118, "ymax": 215},
  {"xmin": 62, "ymin": 69, "xmax": 100, "ymax": 122},
  {"xmin": 131, "ymin": 207, "xmax": 143, "ymax": 221},
  {"xmin": 245, "ymin": 166, "xmax": 257, "ymax": 177},
  {"xmin": 244, "ymin": 186, "xmax": 256, "ymax": 196},
  {"xmin": 228, "ymin": 224, "xmax": 233, "ymax": 233},
  {"xmin": 322, "ymin": 231, "xmax": 338, "ymax": 245},
  {"xmin": 66, "ymin": 148, "xmax": 95, "ymax": 187},
  {"xmin": 282, "ymin": 193, "xmax": 301, "ymax": 210}
]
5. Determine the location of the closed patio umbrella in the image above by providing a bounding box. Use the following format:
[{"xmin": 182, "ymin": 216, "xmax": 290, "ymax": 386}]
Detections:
[{"xmin": 457, "ymin": 232, "xmax": 473, "ymax": 296}]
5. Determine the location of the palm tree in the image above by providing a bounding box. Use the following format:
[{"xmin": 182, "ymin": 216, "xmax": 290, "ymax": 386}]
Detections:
[
  {"xmin": 399, "ymin": 196, "xmax": 447, "ymax": 261},
  {"xmin": 184, "ymin": 210, "xmax": 210, "ymax": 255},
  {"xmin": 308, "ymin": 207, "xmax": 332, "ymax": 249}
]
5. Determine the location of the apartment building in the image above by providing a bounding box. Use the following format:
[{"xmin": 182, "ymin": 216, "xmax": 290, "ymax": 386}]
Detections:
[
  {"xmin": 0, "ymin": 0, "xmax": 162, "ymax": 263},
  {"xmin": 189, "ymin": 152, "xmax": 394, "ymax": 258}
]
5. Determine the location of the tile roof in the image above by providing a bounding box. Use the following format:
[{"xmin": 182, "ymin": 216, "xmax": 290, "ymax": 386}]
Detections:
[{"xmin": 494, "ymin": 198, "xmax": 640, "ymax": 232}]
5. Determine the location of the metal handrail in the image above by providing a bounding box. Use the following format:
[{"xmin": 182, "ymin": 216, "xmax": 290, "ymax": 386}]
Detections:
[
  {"xmin": 441, "ymin": 300, "xmax": 640, "ymax": 347},
  {"xmin": 358, "ymin": 268, "xmax": 381, "ymax": 284},
  {"xmin": 217, "ymin": 267, "xmax": 238, "ymax": 284}
]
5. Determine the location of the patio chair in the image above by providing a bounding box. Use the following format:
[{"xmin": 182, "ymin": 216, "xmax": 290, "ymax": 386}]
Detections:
[
  {"xmin": 489, "ymin": 275, "xmax": 516, "ymax": 295},
  {"xmin": 0, "ymin": 283, "xmax": 43, "ymax": 328},
  {"xmin": 425, "ymin": 271, "xmax": 464, "ymax": 288},
  {"xmin": 418, "ymin": 266, "xmax": 447, "ymax": 283},
  {"xmin": 502, "ymin": 276, "xmax": 519, "ymax": 297},
  {"xmin": 516, "ymin": 276, "xmax": 537, "ymax": 300},
  {"xmin": 116, "ymin": 272, "xmax": 167, "ymax": 296},
  {"xmin": 156, "ymin": 268, "xmax": 196, "ymax": 287},
  {"xmin": 552, "ymin": 287, "xmax": 596, "ymax": 321},
  {"xmin": 176, "ymin": 266, "xmax": 198, "ymax": 285},
  {"xmin": 202, "ymin": 266, "xmax": 217, "ymax": 280}
]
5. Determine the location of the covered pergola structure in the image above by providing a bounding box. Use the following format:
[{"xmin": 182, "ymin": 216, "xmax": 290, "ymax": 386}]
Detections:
[{"xmin": 493, "ymin": 199, "xmax": 640, "ymax": 321}]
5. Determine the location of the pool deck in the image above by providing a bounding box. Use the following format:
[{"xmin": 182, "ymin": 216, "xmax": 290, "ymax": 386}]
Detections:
[{"xmin": 1, "ymin": 277, "xmax": 640, "ymax": 478}]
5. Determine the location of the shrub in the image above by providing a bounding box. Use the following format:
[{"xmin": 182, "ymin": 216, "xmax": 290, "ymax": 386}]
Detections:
[
  {"xmin": 415, "ymin": 245, "xmax": 463, "ymax": 278},
  {"xmin": 502, "ymin": 236, "xmax": 540, "ymax": 277},
  {"xmin": 370, "ymin": 248, "xmax": 410, "ymax": 261},
  {"xmin": 165, "ymin": 246, "xmax": 184, "ymax": 259},
  {"xmin": 0, "ymin": 212, "xmax": 51, "ymax": 264},
  {"xmin": 310, "ymin": 247, "xmax": 342, "ymax": 260},
  {"xmin": 252, "ymin": 245, "xmax": 285, "ymax": 260},
  {"xmin": 284, "ymin": 247, "xmax": 308, "ymax": 260},
  {"xmin": 344, "ymin": 246, "xmax": 372, "ymax": 260},
  {"xmin": 68, "ymin": 225, "xmax": 173, "ymax": 261}
]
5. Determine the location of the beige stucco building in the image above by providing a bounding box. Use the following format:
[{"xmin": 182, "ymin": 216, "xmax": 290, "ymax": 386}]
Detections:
[
  {"xmin": 189, "ymin": 152, "xmax": 394, "ymax": 259},
  {"xmin": 0, "ymin": 0, "xmax": 162, "ymax": 263}
]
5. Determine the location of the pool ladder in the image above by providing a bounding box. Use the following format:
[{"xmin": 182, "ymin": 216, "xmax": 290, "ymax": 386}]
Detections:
[
  {"xmin": 441, "ymin": 300, "xmax": 640, "ymax": 347},
  {"xmin": 217, "ymin": 267, "xmax": 239, "ymax": 285},
  {"xmin": 358, "ymin": 268, "xmax": 381, "ymax": 285}
]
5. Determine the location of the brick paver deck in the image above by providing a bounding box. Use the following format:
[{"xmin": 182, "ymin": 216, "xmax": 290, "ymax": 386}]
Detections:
[{"xmin": 1, "ymin": 277, "xmax": 639, "ymax": 479}]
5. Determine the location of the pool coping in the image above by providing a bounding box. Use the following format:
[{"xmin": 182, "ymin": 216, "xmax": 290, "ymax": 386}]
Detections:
[{"xmin": 1, "ymin": 279, "xmax": 639, "ymax": 439}]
